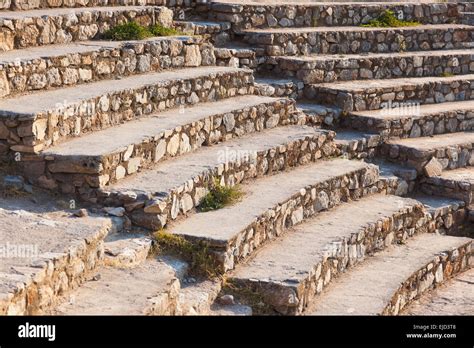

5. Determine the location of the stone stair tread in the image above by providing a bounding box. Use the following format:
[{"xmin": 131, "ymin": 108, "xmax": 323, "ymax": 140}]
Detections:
[
  {"xmin": 276, "ymin": 49, "xmax": 474, "ymax": 62},
  {"xmin": 411, "ymin": 193, "xmax": 465, "ymax": 215},
  {"xmin": 169, "ymin": 158, "xmax": 372, "ymax": 244},
  {"xmin": 0, "ymin": 5, "xmax": 150, "ymax": 19},
  {"xmin": 387, "ymin": 131, "xmax": 474, "ymax": 151},
  {"xmin": 315, "ymin": 74, "xmax": 474, "ymax": 93},
  {"xmin": 243, "ymin": 23, "xmax": 472, "ymax": 34},
  {"xmin": 230, "ymin": 194, "xmax": 420, "ymax": 284},
  {"xmin": 334, "ymin": 129, "xmax": 377, "ymax": 144},
  {"xmin": 43, "ymin": 95, "xmax": 281, "ymax": 157},
  {"xmin": 308, "ymin": 233, "xmax": 472, "ymax": 315},
  {"xmin": 403, "ymin": 268, "xmax": 474, "ymax": 315},
  {"xmin": 107, "ymin": 125, "xmax": 325, "ymax": 195},
  {"xmin": 351, "ymin": 100, "xmax": 474, "ymax": 120},
  {"xmin": 0, "ymin": 66, "xmax": 247, "ymax": 118},
  {"xmin": 54, "ymin": 257, "xmax": 179, "ymax": 315},
  {"xmin": 431, "ymin": 166, "xmax": 474, "ymax": 183}
]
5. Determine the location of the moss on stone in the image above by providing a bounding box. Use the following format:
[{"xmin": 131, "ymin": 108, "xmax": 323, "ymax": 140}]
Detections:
[{"xmin": 362, "ymin": 10, "xmax": 420, "ymax": 28}]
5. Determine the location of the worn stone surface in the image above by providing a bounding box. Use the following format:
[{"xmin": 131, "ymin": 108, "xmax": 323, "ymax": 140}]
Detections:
[{"xmin": 421, "ymin": 167, "xmax": 474, "ymax": 205}]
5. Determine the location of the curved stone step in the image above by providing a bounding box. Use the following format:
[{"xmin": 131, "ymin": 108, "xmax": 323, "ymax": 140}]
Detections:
[
  {"xmin": 53, "ymin": 257, "xmax": 180, "ymax": 315},
  {"xmin": 101, "ymin": 125, "xmax": 336, "ymax": 230},
  {"xmin": 1, "ymin": 0, "xmax": 165, "ymax": 11},
  {"xmin": 242, "ymin": 24, "xmax": 473, "ymax": 57},
  {"xmin": 381, "ymin": 131, "xmax": 474, "ymax": 174},
  {"xmin": 262, "ymin": 49, "xmax": 474, "ymax": 84},
  {"xmin": 0, "ymin": 6, "xmax": 170, "ymax": 51},
  {"xmin": 344, "ymin": 100, "xmax": 474, "ymax": 139},
  {"xmin": 228, "ymin": 194, "xmax": 428, "ymax": 315},
  {"xmin": 308, "ymin": 233, "xmax": 472, "ymax": 315},
  {"xmin": 0, "ymin": 66, "xmax": 253, "ymax": 154},
  {"xmin": 255, "ymin": 77, "xmax": 304, "ymax": 99},
  {"xmin": 305, "ymin": 74, "xmax": 474, "ymax": 113},
  {"xmin": 402, "ymin": 268, "xmax": 474, "ymax": 315},
  {"xmin": 421, "ymin": 167, "xmax": 474, "ymax": 204},
  {"xmin": 167, "ymin": 158, "xmax": 381, "ymax": 273},
  {"xmin": 0, "ymin": 36, "xmax": 213, "ymax": 98},
  {"xmin": 35, "ymin": 95, "xmax": 295, "ymax": 191}
]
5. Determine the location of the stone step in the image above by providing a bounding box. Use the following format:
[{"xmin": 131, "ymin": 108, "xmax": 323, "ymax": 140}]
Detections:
[
  {"xmin": 215, "ymin": 43, "xmax": 257, "ymax": 69},
  {"xmin": 103, "ymin": 234, "xmax": 153, "ymax": 268},
  {"xmin": 228, "ymin": 194, "xmax": 428, "ymax": 315},
  {"xmin": 305, "ymin": 74, "xmax": 474, "ymax": 113},
  {"xmin": 308, "ymin": 233, "xmax": 472, "ymax": 315},
  {"xmin": 174, "ymin": 20, "xmax": 231, "ymax": 46},
  {"xmin": 344, "ymin": 100, "xmax": 474, "ymax": 139},
  {"xmin": 374, "ymin": 158, "xmax": 418, "ymax": 196},
  {"xmin": 0, "ymin": 66, "xmax": 253, "ymax": 154},
  {"xmin": 381, "ymin": 131, "xmax": 474, "ymax": 174},
  {"xmin": 210, "ymin": 1, "xmax": 463, "ymax": 31},
  {"xmin": 403, "ymin": 268, "xmax": 474, "ymax": 315},
  {"xmin": 0, "ymin": 205, "xmax": 116, "ymax": 315},
  {"xmin": 255, "ymin": 77, "xmax": 303, "ymax": 99},
  {"xmin": 261, "ymin": 49, "xmax": 474, "ymax": 84},
  {"xmin": 0, "ymin": 6, "xmax": 171, "ymax": 51},
  {"xmin": 0, "ymin": 36, "xmax": 215, "ymax": 98},
  {"xmin": 420, "ymin": 167, "xmax": 474, "ymax": 205},
  {"xmin": 54, "ymin": 256, "xmax": 181, "ymax": 315},
  {"xmin": 101, "ymin": 125, "xmax": 336, "ymax": 230},
  {"xmin": 34, "ymin": 95, "xmax": 295, "ymax": 191},
  {"xmin": 296, "ymin": 101, "xmax": 341, "ymax": 128},
  {"xmin": 1, "ymin": 0, "xmax": 165, "ymax": 11},
  {"xmin": 167, "ymin": 158, "xmax": 381, "ymax": 273},
  {"xmin": 333, "ymin": 129, "xmax": 380, "ymax": 160},
  {"xmin": 242, "ymin": 24, "xmax": 473, "ymax": 57}
]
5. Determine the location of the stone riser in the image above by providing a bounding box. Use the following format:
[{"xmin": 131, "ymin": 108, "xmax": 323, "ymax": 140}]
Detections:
[
  {"xmin": 0, "ymin": 0, "xmax": 165, "ymax": 11},
  {"xmin": 102, "ymin": 130, "xmax": 337, "ymax": 231},
  {"xmin": 215, "ymin": 47, "xmax": 257, "ymax": 71},
  {"xmin": 305, "ymin": 79, "xmax": 474, "ymax": 113},
  {"xmin": 31, "ymin": 99, "xmax": 296, "ymax": 192},
  {"xmin": 0, "ymin": 69, "xmax": 254, "ymax": 155},
  {"xmin": 244, "ymin": 27, "xmax": 472, "ymax": 57},
  {"xmin": 343, "ymin": 109, "xmax": 474, "ymax": 140},
  {"xmin": 261, "ymin": 53, "xmax": 474, "ymax": 84},
  {"xmin": 255, "ymin": 79, "xmax": 304, "ymax": 100},
  {"xmin": 230, "ymin": 202, "xmax": 430, "ymax": 315},
  {"xmin": 383, "ymin": 241, "xmax": 472, "ymax": 315},
  {"xmin": 0, "ymin": 221, "xmax": 111, "ymax": 315},
  {"xmin": 380, "ymin": 142, "xmax": 474, "ymax": 173},
  {"xmin": 420, "ymin": 179, "xmax": 474, "ymax": 205},
  {"xmin": 0, "ymin": 38, "xmax": 216, "ymax": 98},
  {"xmin": 0, "ymin": 7, "xmax": 160, "ymax": 52},
  {"xmin": 181, "ymin": 164, "xmax": 383, "ymax": 273},
  {"xmin": 210, "ymin": 2, "xmax": 463, "ymax": 31}
]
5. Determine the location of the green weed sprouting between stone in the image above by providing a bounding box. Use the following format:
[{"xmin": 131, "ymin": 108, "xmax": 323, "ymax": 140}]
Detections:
[
  {"xmin": 198, "ymin": 180, "xmax": 244, "ymax": 212},
  {"xmin": 439, "ymin": 71, "xmax": 455, "ymax": 77},
  {"xmin": 104, "ymin": 22, "xmax": 183, "ymax": 41},
  {"xmin": 154, "ymin": 230, "xmax": 219, "ymax": 278},
  {"xmin": 361, "ymin": 10, "xmax": 420, "ymax": 28}
]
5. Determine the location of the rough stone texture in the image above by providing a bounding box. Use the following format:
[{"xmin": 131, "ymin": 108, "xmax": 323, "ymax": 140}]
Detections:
[
  {"xmin": 0, "ymin": 66, "xmax": 254, "ymax": 154},
  {"xmin": 34, "ymin": 96, "xmax": 295, "ymax": 191},
  {"xmin": 344, "ymin": 100, "xmax": 474, "ymax": 140},
  {"xmin": 261, "ymin": 50, "xmax": 474, "ymax": 84},
  {"xmin": 0, "ymin": 207, "xmax": 114, "ymax": 315},
  {"xmin": 0, "ymin": 37, "xmax": 216, "ymax": 98},
  {"xmin": 169, "ymin": 159, "xmax": 381, "ymax": 272},
  {"xmin": 308, "ymin": 233, "xmax": 472, "ymax": 315},
  {"xmin": 297, "ymin": 102, "xmax": 341, "ymax": 128},
  {"xmin": 243, "ymin": 25, "xmax": 474, "ymax": 57},
  {"xmin": 101, "ymin": 125, "xmax": 336, "ymax": 230},
  {"xmin": 403, "ymin": 268, "xmax": 474, "ymax": 315},
  {"xmin": 255, "ymin": 77, "xmax": 303, "ymax": 100},
  {"xmin": 305, "ymin": 74, "xmax": 474, "ymax": 113},
  {"xmin": 421, "ymin": 167, "xmax": 474, "ymax": 205},
  {"xmin": 333, "ymin": 130, "xmax": 381, "ymax": 160},
  {"xmin": 175, "ymin": 20, "xmax": 231, "ymax": 46},
  {"xmin": 103, "ymin": 235, "xmax": 153, "ymax": 268},
  {"xmin": 0, "ymin": 6, "xmax": 167, "ymax": 52},
  {"xmin": 215, "ymin": 45, "xmax": 257, "ymax": 70},
  {"xmin": 54, "ymin": 257, "xmax": 180, "ymax": 315},
  {"xmin": 209, "ymin": 2, "xmax": 464, "ymax": 31},
  {"xmin": 229, "ymin": 194, "xmax": 429, "ymax": 315},
  {"xmin": 381, "ymin": 132, "xmax": 474, "ymax": 174},
  {"xmin": 3, "ymin": 0, "xmax": 170, "ymax": 11}
]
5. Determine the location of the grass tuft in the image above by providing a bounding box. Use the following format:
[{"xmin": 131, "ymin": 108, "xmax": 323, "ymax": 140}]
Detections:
[
  {"xmin": 362, "ymin": 10, "xmax": 420, "ymax": 28},
  {"xmin": 198, "ymin": 180, "xmax": 244, "ymax": 212},
  {"xmin": 104, "ymin": 22, "xmax": 183, "ymax": 41}
]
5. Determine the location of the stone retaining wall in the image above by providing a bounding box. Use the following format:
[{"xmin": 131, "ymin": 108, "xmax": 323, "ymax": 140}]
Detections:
[
  {"xmin": 244, "ymin": 26, "xmax": 473, "ymax": 57},
  {"xmin": 0, "ymin": 37, "xmax": 216, "ymax": 98},
  {"xmin": 0, "ymin": 6, "xmax": 168, "ymax": 51},
  {"xmin": 343, "ymin": 108, "xmax": 474, "ymax": 140},
  {"xmin": 0, "ymin": 69, "xmax": 254, "ymax": 156},
  {"xmin": 383, "ymin": 240, "xmax": 472, "ymax": 315},
  {"xmin": 421, "ymin": 177, "xmax": 474, "ymax": 205},
  {"xmin": 255, "ymin": 78, "xmax": 303, "ymax": 100},
  {"xmin": 32, "ymin": 98, "xmax": 295, "ymax": 192},
  {"xmin": 215, "ymin": 47, "xmax": 257, "ymax": 70},
  {"xmin": 261, "ymin": 53, "xmax": 474, "ymax": 84},
  {"xmin": 209, "ymin": 2, "xmax": 464, "ymax": 32},
  {"xmin": 230, "ymin": 199, "xmax": 430, "ymax": 315},
  {"xmin": 381, "ymin": 141, "xmax": 474, "ymax": 173},
  {"xmin": 305, "ymin": 78, "xmax": 474, "ymax": 113},
  {"xmin": 101, "ymin": 129, "xmax": 336, "ymax": 232}
]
